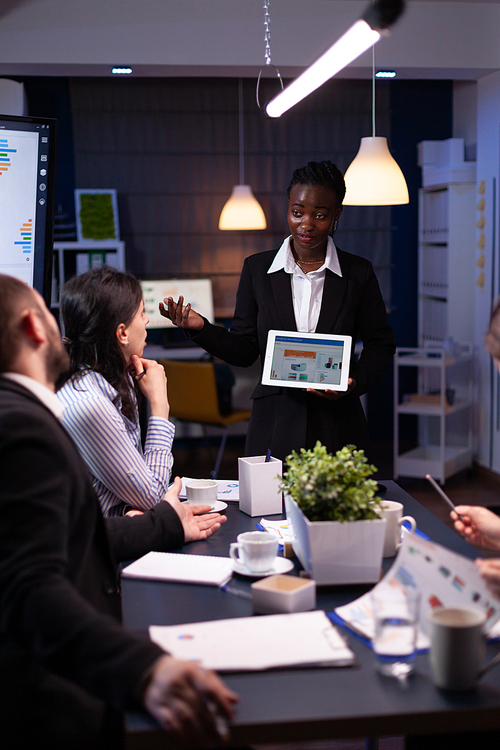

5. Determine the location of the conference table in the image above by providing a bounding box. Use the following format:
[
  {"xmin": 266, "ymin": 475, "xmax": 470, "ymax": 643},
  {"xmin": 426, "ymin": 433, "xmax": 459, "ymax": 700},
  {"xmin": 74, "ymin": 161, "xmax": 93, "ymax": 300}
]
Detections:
[{"xmin": 123, "ymin": 481, "xmax": 500, "ymax": 748}]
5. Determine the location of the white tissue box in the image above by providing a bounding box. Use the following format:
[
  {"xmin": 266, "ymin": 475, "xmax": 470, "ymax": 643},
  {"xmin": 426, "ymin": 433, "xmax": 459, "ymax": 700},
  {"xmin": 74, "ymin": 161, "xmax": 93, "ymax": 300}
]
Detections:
[{"xmin": 238, "ymin": 455, "xmax": 282, "ymax": 517}]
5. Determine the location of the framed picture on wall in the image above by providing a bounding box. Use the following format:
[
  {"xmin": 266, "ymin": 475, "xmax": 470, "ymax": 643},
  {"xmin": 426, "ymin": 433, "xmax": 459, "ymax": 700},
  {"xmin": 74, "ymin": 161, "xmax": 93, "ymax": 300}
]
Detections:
[{"xmin": 75, "ymin": 189, "xmax": 120, "ymax": 243}]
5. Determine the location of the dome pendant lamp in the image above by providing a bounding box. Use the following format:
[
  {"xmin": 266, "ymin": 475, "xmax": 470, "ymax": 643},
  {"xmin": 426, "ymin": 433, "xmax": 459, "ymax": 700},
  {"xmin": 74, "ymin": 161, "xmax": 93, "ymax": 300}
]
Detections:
[
  {"xmin": 219, "ymin": 80, "xmax": 266, "ymax": 230},
  {"xmin": 343, "ymin": 46, "xmax": 409, "ymax": 206}
]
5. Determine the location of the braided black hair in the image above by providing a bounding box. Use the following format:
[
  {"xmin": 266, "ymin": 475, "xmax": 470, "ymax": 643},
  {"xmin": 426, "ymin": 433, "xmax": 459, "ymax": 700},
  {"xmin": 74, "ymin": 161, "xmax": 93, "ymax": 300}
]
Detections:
[{"xmin": 287, "ymin": 160, "xmax": 346, "ymax": 205}]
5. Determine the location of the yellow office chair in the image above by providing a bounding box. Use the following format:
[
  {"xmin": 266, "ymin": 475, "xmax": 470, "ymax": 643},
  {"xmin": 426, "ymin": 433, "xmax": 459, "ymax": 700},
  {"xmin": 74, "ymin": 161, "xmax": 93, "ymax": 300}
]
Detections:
[{"xmin": 160, "ymin": 359, "xmax": 252, "ymax": 479}]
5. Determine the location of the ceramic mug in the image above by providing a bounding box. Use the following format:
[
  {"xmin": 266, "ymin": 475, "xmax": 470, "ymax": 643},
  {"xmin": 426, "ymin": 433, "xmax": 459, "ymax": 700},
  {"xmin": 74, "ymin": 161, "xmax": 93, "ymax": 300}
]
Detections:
[
  {"xmin": 229, "ymin": 531, "xmax": 278, "ymax": 573},
  {"xmin": 429, "ymin": 607, "xmax": 487, "ymax": 690},
  {"xmin": 185, "ymin": 479, "xmax": 218, "ymax": 508},
  {"xmin": 379, "ymin": 500, "xmax": 416, "ymax": 557}
]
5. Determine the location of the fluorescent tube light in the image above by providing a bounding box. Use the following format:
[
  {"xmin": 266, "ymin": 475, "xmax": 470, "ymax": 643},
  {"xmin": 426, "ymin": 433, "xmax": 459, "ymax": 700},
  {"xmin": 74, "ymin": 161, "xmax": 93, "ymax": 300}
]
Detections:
[
  {"xmin": 112, "ymin": 67, "xmax": 132, "ymax": 75},
  {"xmin": 264, "ymin": 0, "xmax": 405, "ymax": 119},
  {"xmin": 266, "ymin": 20, "xmax": 380, "ymax": 119}
]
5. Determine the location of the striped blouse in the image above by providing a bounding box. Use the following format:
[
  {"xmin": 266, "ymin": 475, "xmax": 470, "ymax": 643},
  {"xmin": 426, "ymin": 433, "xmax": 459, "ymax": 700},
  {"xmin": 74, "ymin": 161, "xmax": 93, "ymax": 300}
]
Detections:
[{"xmin": 57, "ymin": 369, "xmax": 175, "ymax": 517}]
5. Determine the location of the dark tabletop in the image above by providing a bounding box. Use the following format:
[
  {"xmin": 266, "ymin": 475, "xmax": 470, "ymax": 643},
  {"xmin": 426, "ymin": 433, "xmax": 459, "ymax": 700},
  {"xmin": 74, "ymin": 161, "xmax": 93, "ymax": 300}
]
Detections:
[{"xmin": 123, "ymin": 481, "xmax": 500, "ymax": 746}]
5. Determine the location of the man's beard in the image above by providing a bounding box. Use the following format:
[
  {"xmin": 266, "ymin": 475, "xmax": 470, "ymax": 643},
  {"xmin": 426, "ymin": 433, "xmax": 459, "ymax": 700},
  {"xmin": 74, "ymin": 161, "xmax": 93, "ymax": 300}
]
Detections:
[{"xmin": 44, "ymin": 326, "xmax": 70, "ymax": 386}]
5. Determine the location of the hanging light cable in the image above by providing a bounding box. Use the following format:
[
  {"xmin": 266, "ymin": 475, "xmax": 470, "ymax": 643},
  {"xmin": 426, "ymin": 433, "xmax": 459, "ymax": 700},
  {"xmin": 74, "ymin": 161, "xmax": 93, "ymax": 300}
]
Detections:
[
  {"xmin": 343, "ymin": 33, "xmax": 409, "ymax": 205},
  {"xmin": 219, "ymin": 79, "xmax": 267, "ymax": 230}
]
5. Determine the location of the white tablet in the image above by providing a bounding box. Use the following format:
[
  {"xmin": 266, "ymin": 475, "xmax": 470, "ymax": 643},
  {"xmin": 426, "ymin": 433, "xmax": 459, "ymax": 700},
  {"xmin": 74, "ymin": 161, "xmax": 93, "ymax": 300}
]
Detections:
[{"xmin": 261, "ymin": 330, "xmax": 352, "ymax": 391}]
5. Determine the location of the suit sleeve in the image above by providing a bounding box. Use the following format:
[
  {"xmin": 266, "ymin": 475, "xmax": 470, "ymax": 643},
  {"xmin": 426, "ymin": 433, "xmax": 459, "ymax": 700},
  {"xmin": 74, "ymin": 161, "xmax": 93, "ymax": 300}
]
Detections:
[
  {"xmin": 189, "ymin": 257, "xmax": 261, "ymax": 367},
  {"xmin": 0, "ymin": 411, "xmax": 164, "ymax": 710},
  {"xmin": 349, "ymin": 261, "xmax": 396, "ymax": 397},
  {"xmin": 105, "ymin": 499, "xmax": 185, "ymax": 562}
]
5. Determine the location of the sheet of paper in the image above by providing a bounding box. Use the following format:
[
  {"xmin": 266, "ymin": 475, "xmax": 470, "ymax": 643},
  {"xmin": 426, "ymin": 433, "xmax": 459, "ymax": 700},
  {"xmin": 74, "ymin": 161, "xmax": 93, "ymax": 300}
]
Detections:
[
  {"xmin": 150, "ymin": 610, "xmax": 354, "ymax": 672},
  {"xmin": 259, "ymin": 518, "xmax": 295, "ymax": 543},
  {"xmin": 179, "ymin": 477, "xmax": 239, "ymax": 501},
  {"xmin": 121, "ymin": 551, "xmax": 233, "ymax": 587},
  {"xmin": 335, "ymin": 533, "xmax": 500, "ymax": 650}
]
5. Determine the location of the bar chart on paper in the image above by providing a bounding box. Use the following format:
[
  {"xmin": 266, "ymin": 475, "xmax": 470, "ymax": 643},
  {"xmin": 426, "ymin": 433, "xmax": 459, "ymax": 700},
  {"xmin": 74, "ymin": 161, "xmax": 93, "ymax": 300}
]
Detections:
[{"xmin": 0, "ymin": 130, "xmax": 39, "ymax": 287}]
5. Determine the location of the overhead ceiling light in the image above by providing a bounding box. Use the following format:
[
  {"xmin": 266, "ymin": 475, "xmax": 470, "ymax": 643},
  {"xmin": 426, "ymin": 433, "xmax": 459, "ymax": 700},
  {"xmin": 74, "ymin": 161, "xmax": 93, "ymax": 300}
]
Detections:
[
  {"xmin": 375, "ymin": 70, "xmax": 396, "ymax": 78},
  {"xmin": 343, "ymin": 45, "xmax": 408, "ymax": 205},
  {"xmin": 112, "ymin": 67, "xmax": 132, "ymax": 75},
  {"xmin": 219, "ymin": 79, "xmax": 266, "ymax": 231},
  {"xmin": 264, "ymin": 0, "xmax": 405, "ymax": 119}
]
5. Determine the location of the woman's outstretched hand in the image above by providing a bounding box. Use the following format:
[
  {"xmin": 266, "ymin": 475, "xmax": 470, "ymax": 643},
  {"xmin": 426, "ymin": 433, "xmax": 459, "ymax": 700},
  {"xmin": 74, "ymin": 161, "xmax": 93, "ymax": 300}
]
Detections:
[
  {"xmin": 159, "ymin": 296, "xmax": 204, "ymax": 331},
  {"xmin": 451, "ymin": 505, "xmax": 500, "ymax": 551},
  {"xmin": 306, "ymin": 377, "xmax": 356, "ymax": 400},
  {"xmin": 130, "ymin": 355, "xmax": 170, "ymax": 420}
]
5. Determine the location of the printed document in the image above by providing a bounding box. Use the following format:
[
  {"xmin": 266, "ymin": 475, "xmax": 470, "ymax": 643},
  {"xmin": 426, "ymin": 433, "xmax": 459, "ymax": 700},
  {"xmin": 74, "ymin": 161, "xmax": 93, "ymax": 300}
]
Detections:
[{"xmin": 150, "ymin": 610, "xmax": 355, "ymax": 671}]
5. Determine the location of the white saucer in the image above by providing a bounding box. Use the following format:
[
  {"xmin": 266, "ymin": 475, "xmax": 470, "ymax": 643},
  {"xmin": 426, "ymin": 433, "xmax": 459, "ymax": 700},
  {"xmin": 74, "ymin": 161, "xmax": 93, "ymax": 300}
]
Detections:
[
  {"xmin": 181, "ymin": 500, "xmax": 228, "ymax": 513},
  {"xmin": 232, "ymin": 556, "xmax": 294, "ymax": 578},
  {"xmin": 209, "ymin": 500, "xmax": 228, "ymax": 513}
]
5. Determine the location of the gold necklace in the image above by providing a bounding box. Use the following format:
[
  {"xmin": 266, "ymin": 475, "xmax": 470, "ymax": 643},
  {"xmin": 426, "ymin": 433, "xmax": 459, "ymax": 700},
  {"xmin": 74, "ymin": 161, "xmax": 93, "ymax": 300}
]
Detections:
[{"xmin": 295, "ymin": 257, "xmax": 325, "ymax": 266}]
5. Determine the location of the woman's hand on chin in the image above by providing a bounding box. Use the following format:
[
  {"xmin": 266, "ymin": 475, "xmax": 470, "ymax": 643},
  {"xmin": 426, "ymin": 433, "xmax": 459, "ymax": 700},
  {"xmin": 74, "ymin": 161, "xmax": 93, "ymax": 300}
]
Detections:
[
  {"xmin": 130, "ymin": 355, "xmax": 170, "ymax": 419},
  {"xmin": 159, "ymin": 296, "xmax": 204, "ymax": 331}
]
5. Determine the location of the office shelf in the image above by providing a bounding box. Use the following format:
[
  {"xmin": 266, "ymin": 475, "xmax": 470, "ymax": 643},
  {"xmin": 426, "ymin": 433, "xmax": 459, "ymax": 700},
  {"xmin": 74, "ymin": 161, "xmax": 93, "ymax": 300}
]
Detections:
[
  {"xmin": 394, "ymin": 346, "xmax": 473, "ymax": 484},
  {"xmin": 51, "ymin": 240, "xmax": 125, "ymax": 308},
  {"xmin": 418, "ymin": 181, "xmax": 476, "ymax": 347}
]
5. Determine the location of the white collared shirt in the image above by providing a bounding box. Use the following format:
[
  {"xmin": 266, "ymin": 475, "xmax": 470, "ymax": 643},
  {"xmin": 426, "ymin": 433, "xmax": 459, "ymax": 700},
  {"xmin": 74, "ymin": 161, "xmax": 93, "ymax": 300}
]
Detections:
[
  {"xmin": 267, "ymin": 235, "xmax": 342, "ymax": 332},
  {"xmin": 2, "ymin": 372, "xmax": 64, "ymax": 420}
]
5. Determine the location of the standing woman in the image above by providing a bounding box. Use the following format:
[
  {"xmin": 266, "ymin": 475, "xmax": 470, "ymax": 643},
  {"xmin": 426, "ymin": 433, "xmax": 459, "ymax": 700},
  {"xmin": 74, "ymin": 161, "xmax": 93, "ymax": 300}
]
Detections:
[
  {"xmin": 57, "ymin": 266, "xmax": 175, "ymax": 517},
  {"xmin": 161, "ymin": 160, "xmax": 396, "ymax": 461}
]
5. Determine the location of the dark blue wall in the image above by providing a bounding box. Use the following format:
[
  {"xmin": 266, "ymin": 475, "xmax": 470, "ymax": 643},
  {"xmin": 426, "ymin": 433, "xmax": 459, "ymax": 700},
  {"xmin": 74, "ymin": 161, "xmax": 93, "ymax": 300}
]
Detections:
[{"xmin": 19, "ymin": 75, "xmax": 453, "ymax": 451}]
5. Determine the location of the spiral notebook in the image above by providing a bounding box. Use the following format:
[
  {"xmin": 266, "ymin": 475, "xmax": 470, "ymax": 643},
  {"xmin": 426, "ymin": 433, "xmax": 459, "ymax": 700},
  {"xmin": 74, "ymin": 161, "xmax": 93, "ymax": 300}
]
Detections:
[{"xmin": 121, "ymin": 551, "xmax": 233, "ymax": 586}]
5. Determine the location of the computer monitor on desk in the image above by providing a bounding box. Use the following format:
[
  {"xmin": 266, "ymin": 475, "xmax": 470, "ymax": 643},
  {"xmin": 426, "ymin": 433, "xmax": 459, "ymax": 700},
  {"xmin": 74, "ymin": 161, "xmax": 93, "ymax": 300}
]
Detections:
[{"xmin": 141, "ymin": 278, "xmax": 214, "ymax": 329}]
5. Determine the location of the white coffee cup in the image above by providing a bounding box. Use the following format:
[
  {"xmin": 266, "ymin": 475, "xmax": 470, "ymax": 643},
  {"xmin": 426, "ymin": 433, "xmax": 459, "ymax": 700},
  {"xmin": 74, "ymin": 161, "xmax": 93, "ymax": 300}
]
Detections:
[
  {"xmin": 229, "ymin": 531, "xmax": 278, "ymax": 573},
  {"xmin": 185, "ymin": 479, "xmax": 218, "ymax": 508},
  {"xmin": 429, "ymin": 607, "xmax": 487, "ymax": 690},
  {"xmin": 379, "ymin": 500, "xmax": 416, "ymax": 557}
]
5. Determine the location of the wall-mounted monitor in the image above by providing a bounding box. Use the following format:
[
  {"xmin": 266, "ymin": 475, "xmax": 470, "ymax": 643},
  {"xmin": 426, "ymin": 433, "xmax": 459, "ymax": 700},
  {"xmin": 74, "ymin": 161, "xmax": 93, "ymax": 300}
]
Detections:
[
  {"xmin": 140, "ymin": 279, "xmax": 214, "ymax": 328},
  {"xmin": 0, "ymin": 114, "xmax": 57, "ymax": 305}
]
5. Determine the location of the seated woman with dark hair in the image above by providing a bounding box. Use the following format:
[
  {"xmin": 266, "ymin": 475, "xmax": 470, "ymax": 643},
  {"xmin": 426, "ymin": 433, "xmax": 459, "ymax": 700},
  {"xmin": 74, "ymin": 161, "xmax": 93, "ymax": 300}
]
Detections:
[{"xmin": 57, "ymin": 266, "xmax": 175, "ymax": 517}]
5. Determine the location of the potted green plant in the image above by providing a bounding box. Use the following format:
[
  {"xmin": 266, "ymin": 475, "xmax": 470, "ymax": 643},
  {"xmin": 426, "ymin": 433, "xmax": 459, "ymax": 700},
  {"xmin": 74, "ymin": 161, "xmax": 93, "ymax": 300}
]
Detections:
[{"xmin": 280, "ymin": 442, "xmax": 386, "ymax": 585}]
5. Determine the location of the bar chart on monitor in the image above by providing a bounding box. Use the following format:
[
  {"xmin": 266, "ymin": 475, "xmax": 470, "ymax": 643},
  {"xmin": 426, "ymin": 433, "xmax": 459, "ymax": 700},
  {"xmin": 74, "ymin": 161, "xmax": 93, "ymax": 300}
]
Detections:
[{"xmin": 0, "ymin": 129, "xmax": 39, "ymax": 287}]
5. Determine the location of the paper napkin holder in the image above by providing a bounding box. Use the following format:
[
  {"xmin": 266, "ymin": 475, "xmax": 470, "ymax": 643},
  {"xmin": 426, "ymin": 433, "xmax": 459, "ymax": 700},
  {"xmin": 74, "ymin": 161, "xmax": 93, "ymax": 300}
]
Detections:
[{"xmin": 238, "ymin": 455, "xmax": 282, "ymax": 517}]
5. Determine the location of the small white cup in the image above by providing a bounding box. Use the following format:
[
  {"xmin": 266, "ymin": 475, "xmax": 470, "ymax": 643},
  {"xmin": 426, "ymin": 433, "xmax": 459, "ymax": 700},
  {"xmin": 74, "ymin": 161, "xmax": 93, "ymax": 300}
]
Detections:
[
  {"xmin": 429, "ymin": 607, "xmax": 487, "ymax": 690},
  {"xmin": 229, "ymin": 531, "xmax": 278, "ymax": 573},
  {"xmin": 379, "ymin": 500, "xmax": 416, "ymax": 557},
  {"xmin": 185, "ymin": 479, "xmax": 218, "ymax": 508}
]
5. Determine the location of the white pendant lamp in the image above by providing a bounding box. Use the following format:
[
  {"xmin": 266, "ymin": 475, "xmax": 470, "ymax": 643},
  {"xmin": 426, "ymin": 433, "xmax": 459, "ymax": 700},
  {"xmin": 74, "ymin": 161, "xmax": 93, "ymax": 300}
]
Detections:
[
  {"xmin": 219, "ymin": 185, "xmax": 267, "ymax": 230},
  {"xmin": 344, "ymin": 136, "xmax": 409, "ymax": 205},
  {"xmin": 219, "ymin": 80, "xmax": 266, "ymax": 230},
  {"xmin": 343, "ymin": 45, "xmax": 408, "ymax": 206}
]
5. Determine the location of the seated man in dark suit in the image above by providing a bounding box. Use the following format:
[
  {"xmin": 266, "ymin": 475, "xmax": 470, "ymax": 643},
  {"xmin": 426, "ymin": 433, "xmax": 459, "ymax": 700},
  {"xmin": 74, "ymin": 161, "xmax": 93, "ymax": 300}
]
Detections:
[{"xmin": 0, "ymin": 274, "xmax": 237, "ymax": 749}]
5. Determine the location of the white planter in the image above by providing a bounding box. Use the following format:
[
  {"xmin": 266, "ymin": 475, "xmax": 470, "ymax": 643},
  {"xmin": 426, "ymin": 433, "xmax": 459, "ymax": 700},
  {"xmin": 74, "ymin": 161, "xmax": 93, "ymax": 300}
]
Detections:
[{"xmin": 285, "ymin": 495, "xmax": 386, "ymax": 585}]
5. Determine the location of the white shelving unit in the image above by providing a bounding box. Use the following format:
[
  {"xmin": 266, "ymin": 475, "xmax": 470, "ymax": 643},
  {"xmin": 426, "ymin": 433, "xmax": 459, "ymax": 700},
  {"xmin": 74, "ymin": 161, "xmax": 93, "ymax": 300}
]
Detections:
[
  {"xmin": 418, "ymin": 182, "xmax": 476, "ymax": 346},
  {"xmin": 417, "ymin": 138, "xmax": 476, "ymax": 348},
  {"xmin": 393, "ymin": 346, "xmax": 474, "ymax": 484},
  {"xmin": 52, "ymin": 240, "xmax": 125, "ymax": 307}
]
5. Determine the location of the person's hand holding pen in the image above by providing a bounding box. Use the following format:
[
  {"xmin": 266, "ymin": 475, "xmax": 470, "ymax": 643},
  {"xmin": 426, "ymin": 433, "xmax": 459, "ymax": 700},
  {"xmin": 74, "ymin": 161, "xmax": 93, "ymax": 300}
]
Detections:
[
  {"xmin": 451, "ymin": 504, "xmax": 500, "ymax": 552},
  {"xmin": 159, "ymin": 296, "xmax": 204, "ymax": 331},
  {"xmin": 306, "ymin": 377, "xmax": 356, "ymax": 400}
]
